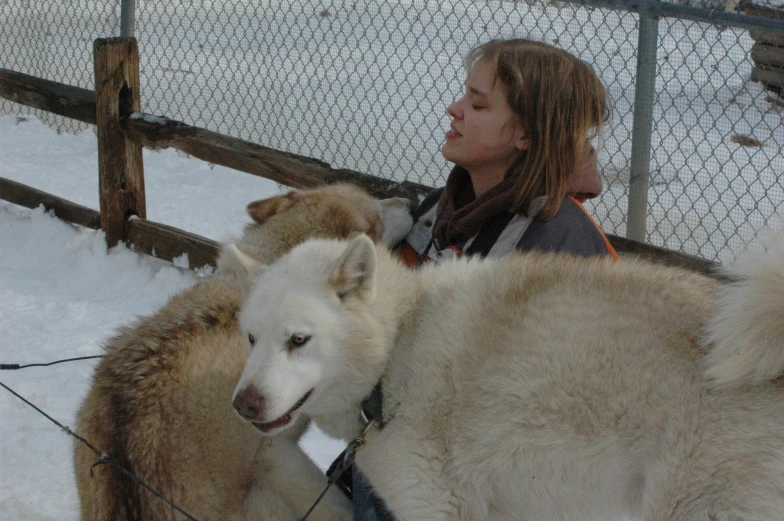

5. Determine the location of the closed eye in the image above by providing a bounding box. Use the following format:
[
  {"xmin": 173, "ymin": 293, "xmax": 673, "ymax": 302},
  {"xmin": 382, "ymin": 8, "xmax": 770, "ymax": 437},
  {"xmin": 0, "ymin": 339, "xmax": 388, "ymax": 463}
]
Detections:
[{"xmin": 248, "ymin": 333, "xmax": 256, "ymax": 346}]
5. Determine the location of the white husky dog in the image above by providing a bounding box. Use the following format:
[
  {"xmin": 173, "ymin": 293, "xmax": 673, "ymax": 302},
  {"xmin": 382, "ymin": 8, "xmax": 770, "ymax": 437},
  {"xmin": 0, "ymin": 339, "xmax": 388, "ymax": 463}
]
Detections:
[{"xmin": 225, "ymin": 225, "xmax": 784, "ymax": 521}]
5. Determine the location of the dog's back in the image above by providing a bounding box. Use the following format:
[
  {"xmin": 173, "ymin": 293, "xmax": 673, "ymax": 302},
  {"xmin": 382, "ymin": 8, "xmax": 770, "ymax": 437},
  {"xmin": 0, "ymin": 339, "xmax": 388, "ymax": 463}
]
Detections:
[
  {"xmin": 437, "ymin": 254, "xmax": 784, "ymax": 520},
  {"xmin": 401, "ymin": 235, "xmax": 784, "ymax": 520},
  {"xmin": 367, "ymin": 249, "xmax": 784, "ymax": 520}
]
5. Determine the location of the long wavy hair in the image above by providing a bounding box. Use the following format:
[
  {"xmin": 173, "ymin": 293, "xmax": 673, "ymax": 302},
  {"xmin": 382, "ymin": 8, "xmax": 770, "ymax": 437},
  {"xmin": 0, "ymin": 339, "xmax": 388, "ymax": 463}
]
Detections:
[{"xmin": 466, "ymin": 39, "xmax": 610, "ymax": 219}]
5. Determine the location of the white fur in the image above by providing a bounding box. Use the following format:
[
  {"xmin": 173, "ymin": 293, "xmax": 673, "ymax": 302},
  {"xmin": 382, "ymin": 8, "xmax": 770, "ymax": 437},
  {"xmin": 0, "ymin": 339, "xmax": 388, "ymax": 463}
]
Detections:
[
  {"xmin": 377, "ymin": 198, "xmax": 416, "ymax": 247},
  {"xmin": 226, "ymin": 226, "xmax": 784, "ymax": 521},
  {"xmin": 704, "ymin": 226, "xmax": 784, "ymax": 386}
]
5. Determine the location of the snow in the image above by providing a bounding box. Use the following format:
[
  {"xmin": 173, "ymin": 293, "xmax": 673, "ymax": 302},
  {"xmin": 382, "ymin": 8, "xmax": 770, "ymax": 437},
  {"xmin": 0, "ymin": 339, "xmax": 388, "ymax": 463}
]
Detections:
[
  {"xmin": 0, "ymin": 115, "xmax": 344, "ymax": 520},
  {"xmin": 129, "ymin": 112, "xmax": 170, "ymax": 125}
]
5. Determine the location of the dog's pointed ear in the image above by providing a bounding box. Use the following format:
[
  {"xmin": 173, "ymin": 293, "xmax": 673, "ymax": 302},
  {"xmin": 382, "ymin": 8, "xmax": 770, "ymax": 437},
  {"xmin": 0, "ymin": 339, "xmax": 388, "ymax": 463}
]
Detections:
[
  {"xmin": 218, "ymin": 244, "xmax": 267, "ymax": 292},
  {"xmin": 246, "ymin": 191, "xmax": 302, "ymax": 225},
  {"xmin": 329, "ymin": 234, "xmax": 377, "ymax": 302}
]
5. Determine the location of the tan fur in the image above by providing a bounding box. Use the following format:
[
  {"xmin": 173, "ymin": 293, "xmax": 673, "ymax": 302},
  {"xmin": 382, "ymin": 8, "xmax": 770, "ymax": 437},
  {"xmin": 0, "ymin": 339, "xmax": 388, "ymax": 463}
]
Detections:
[
  {"xmin": 222, "ymin": 183, "xmax": 390, "ymax": 268},
  {"xmin": 73, "ymin": 184, "xmax": 413, "ymax": 521},
  {"xmin": 229, "ymin": 225, "xmax": 784, "ymax": 521}
]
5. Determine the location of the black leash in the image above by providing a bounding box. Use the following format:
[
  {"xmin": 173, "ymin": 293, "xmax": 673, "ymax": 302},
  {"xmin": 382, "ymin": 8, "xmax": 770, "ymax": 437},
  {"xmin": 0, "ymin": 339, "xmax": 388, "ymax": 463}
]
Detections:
[
  {"xmin": 301, "ymin": 417, "xmax": 379, "ymax": 521},
  {"xmin": 1, "ymin": 355, "xmax": 104, "ymax": 370},
  {"xmin": 303, "ymin": 384, "xmax": 385, "ymax": 520}
]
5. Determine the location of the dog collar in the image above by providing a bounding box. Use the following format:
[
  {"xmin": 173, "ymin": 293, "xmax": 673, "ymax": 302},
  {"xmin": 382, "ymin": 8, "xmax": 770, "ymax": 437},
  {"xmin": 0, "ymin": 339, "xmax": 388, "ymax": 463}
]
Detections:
[{"xmin": 360, "ymin": 382, "xmax": 384, "ymax": 428}]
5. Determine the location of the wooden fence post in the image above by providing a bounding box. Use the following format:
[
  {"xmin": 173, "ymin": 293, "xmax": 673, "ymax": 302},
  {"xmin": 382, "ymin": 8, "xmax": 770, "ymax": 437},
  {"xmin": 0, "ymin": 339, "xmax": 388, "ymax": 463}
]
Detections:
[{"xmin": 94, "ymin": 37, "xmax": 146, "ymax": 248}]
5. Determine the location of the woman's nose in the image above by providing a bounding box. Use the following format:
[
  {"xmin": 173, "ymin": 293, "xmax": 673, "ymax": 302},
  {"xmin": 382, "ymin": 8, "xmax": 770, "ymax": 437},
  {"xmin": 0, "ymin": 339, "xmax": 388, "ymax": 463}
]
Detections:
[{"xmin": 447, "ymin": 99, "xmax": 461, "ymax": 119}]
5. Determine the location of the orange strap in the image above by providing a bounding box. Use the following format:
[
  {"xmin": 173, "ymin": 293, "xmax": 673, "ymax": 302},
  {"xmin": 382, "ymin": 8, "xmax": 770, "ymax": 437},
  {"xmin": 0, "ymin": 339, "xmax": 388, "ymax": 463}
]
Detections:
[
  {"xmin": 568, "ymin": 195, "xmax": 619, "ymax": 261},
  {"xmin": 397, "ymin": 241, "xmax": 421, "ymax": 268},
  {"xmin": 397, "ymin": 242, "xmax": 463, "ymax": 268}
]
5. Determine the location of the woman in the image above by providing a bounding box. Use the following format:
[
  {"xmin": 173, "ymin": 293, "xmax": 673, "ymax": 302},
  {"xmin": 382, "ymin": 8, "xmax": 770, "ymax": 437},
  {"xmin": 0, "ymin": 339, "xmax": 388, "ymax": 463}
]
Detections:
[{"xmin": 353, "ymin": 38, "xmax": 617, "ymax": 521}]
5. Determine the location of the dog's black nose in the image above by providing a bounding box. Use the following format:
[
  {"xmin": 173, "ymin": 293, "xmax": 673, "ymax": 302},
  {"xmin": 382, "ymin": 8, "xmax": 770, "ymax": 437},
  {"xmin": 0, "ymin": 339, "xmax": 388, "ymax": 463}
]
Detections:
[{"xmin": 233, "ymin": 385, "xmax": 265, "ymax": 421}]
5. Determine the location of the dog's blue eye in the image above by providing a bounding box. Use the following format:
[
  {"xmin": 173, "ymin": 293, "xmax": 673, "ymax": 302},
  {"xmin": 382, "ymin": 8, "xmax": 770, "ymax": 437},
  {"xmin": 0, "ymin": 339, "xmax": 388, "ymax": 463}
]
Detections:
[
  {"xmin": 248, "ymin": 334, "xmax": 256, "ymax": 346},
  {"xmin": 288, "ymin": 334, "xmax": 311, "ymax": 351}
]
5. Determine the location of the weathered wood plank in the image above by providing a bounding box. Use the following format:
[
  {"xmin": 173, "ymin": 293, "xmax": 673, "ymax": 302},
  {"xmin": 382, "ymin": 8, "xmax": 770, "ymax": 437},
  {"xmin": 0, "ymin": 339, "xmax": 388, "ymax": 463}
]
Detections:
[
  {"xmin": 749, "ymin": 29, "xmax": 784, "ymax": 46},
  {"xmin": 0, "ymin": 175, "xmax": 218, "ymax": 268},
  {"xmin": 0, "ymin": 67, "xmax": 428, "ymax": 204},
  {"xmin": 751, "ymin": 67, "xmax": 784, "ymax": 89},
  {"xmin": 94, "ymin": 37, "xmax": 146, "ymax": 248},
  {"xmin": 0, "ymin": 68, "xmax": 96, "ymax": 124},
  {"xmin": 123, "ymin": 113, "xmax": 429, "ymax": 202},
  {"xmin": 125, "ymin": 217, "xmax": 221, "ymax": 269},
  {"xmin": 606, "ymin": 233, "xmax": 726, "ymax": 280},
  {"xmin": 751, "ymin": 42, "xmax": 784, "ymax": 68},
  {"xmin": 746, "ymin": 4, "xmax": 784, "ymax": 46},
  {"xmin": 0, "ymin": 176, "xmax": 101, "ymax": 229},
  {"xmin": 744, "ymin": 3, "xmax": 784, "ymax": 21},
  {"xmin": 0, "ymin": 174, "xmax": 727, "ymax": 279}
]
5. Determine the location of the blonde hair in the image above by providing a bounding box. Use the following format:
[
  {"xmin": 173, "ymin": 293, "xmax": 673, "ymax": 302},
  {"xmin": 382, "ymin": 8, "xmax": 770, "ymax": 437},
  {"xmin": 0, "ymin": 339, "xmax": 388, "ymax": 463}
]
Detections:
[{"xmin": 466, "ymin": 39, "xmax": 609, "ymax": 219}]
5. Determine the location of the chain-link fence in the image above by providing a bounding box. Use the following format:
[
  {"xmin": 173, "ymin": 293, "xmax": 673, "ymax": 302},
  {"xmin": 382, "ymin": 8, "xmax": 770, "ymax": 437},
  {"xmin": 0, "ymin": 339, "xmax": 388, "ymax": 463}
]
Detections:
[{"xmin": 1, "ymin": 0, "xmax": 783, "ymax": 262}]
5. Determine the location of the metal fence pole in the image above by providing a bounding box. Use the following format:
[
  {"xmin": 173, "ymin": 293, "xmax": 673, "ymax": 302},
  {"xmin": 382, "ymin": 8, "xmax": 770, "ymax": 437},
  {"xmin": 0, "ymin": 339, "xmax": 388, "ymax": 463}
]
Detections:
[
  {"xmin": 626, "ymin": 6, "xmax": 660, "ymax": 242},
  {"xmin": 120, "ymin": 0, "xmax": 136, "ymax": 37}
]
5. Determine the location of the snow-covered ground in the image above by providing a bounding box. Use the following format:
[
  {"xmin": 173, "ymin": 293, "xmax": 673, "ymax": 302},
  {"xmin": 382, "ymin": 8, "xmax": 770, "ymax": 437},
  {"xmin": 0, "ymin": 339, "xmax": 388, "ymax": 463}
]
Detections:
[{"xmin": 0, "ymin": 115, "xmax": 344, "ymax": 521}]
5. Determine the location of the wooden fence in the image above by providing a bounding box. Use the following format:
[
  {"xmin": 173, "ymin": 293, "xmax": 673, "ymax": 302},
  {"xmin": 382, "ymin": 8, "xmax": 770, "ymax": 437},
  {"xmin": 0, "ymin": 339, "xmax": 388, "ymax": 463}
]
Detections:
[
  {"xmin": 0, "ymin": 37, "xmax": 723, "ymax": 278},
  {"xmin": 745, "ymin": 3, "xmax": 784, "ymax": 105}
]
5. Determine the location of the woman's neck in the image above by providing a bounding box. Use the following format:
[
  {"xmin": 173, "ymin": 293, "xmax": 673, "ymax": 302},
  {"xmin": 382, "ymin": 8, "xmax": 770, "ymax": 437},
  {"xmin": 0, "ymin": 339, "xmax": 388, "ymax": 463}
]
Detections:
[{"xmin": 468, "ymin": 167, "xmax": 506, "ymax": 198}]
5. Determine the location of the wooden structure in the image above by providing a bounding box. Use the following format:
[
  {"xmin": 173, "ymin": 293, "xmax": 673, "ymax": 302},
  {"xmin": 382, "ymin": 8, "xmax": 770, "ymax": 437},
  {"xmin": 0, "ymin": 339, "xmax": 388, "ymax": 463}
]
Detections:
[
  {"xmin": 744, "ymin": 3, "xmax": 784, "ymax": 103},
  {"xmin": 0, "ymin": 38, "xmax": 724, "ymax": 279}
]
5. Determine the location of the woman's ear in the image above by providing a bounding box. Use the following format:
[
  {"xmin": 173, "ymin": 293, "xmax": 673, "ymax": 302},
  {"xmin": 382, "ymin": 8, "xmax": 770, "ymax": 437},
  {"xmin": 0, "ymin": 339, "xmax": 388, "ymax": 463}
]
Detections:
[
  {"xmin": 515, "ymin": 136, "xmax": 531, "ymax": 151},
  {"xmin": 513, "ymin": 123, "xmax": 531, "ymax": 151}
]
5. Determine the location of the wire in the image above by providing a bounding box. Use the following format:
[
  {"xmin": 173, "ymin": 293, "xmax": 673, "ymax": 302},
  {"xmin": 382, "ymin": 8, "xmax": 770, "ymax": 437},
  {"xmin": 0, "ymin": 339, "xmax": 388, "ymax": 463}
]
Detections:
[
  {"xmin": 1, "ymin": 355, "xmax": 104, "ymax": 370},
  {"xmin": 0, "ymin": 379, "xmax": 201, "ymax": 521}
]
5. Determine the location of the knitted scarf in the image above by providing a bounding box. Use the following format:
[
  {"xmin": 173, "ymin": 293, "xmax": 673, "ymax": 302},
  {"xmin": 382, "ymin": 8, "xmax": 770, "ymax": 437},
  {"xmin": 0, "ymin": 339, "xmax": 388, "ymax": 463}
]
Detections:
[{"xmin": 432, "ymin": 166, "xmax": 516, "ymax": 250}]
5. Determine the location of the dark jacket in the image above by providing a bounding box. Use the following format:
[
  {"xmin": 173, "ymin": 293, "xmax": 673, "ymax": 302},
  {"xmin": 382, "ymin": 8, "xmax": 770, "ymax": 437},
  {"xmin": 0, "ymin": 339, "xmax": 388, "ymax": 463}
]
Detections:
[{"xmin": 397, "ymin": 187, "xmax": 617, "ymax": 268}]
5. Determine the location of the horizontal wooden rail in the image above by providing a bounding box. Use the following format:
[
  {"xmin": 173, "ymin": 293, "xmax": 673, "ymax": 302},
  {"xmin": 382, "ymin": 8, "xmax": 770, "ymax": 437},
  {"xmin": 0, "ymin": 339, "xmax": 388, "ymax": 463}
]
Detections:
[
  {"xmin": 0, "ymin": 68, "xmax": 724, "ymax": 278},
  {"xmin": 607, "ymin": 233, "xmax": 724, "ymax": 280},
  {"xmin": 0, "ymin": 68, "xmax": 96, "ymax": 124},
  {"xmin": 1, "ymin": 176, "xmax": 219, "ymax": 268},
  {"xmin": 0, "ymin": 177, "xmax": 101, "ymax": 229},
  {"xmin": 123, "ymin": 113, "xmax": 429, "ymax": 202},
  {"xmin": 126, "ymin": 217, "xmax": 220, "ymax": 269},
  {"xmin": 1, "ymin": 176, "xmax": 723, "ymax": 277}
]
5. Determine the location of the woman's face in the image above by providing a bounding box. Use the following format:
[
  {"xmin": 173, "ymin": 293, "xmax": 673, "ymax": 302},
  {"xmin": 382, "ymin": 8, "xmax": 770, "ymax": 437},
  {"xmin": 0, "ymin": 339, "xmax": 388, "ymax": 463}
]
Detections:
[{"xmin": 441, "ymin": 59, "xmax": 529, "ymax": 180}]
